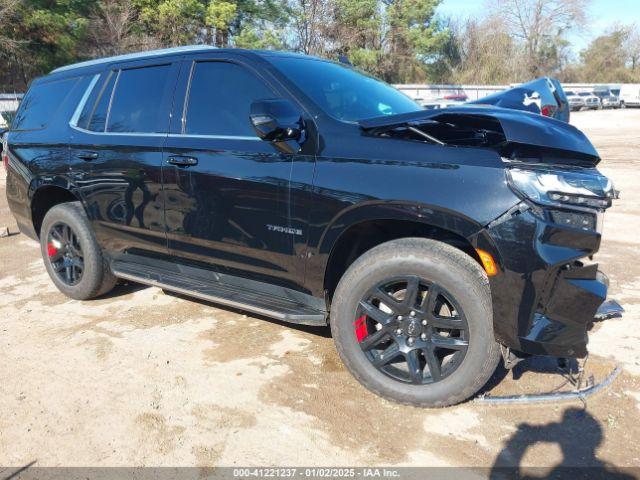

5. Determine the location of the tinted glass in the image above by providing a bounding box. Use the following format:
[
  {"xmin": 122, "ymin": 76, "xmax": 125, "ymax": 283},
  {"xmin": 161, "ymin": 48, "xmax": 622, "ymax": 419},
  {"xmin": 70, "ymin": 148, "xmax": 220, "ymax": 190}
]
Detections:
[
  {"xmin": 107, "ymin": 65, "xmax": 171, "ymax": 133},
  {"xmin": 267, "ymin": 57, "xmax": 421, "ymax": 122},
  {"xmin": 12, "ymin": 77, "xmax": 79, "ymax": 130},
  {"xmin": 185, "ymin": 62, "xmax": 274, "ymax": 136},
  {"xmin": 79, "ymin": 72, "xmax": 117, "ymax": 132}
]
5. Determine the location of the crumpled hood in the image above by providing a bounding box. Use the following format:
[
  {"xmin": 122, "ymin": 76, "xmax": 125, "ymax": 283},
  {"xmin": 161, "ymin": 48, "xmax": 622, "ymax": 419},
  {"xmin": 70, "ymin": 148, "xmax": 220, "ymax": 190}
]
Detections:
[{"xmin": 359, "ymin": 105, "xmax": 600, "ymax": 164}]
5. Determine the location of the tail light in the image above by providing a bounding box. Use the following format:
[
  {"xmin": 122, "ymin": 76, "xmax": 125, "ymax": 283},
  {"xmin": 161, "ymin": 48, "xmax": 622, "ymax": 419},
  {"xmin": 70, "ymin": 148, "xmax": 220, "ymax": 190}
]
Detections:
[{"xmin": 541, "ymin": 104, "xmax": 556, "ymax": 117}]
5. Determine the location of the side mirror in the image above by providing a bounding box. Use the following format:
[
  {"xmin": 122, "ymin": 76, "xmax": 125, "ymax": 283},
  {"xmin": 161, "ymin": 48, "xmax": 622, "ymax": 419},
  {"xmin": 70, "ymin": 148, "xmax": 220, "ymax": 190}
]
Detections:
[{"xmin": 250, "ymin": 99, "xmax": 305, "ymax": 146}]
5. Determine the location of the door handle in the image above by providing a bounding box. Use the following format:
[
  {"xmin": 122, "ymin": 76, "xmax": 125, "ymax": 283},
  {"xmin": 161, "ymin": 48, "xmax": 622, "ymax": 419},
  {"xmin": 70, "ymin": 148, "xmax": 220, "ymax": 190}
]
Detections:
[
  {"xmin": 77, "ymin": 152, "xmax": 99, "ymax": 161},
  {"xmin": 167, "ymin": 156, "xmax": 198, "ymax": 167}
]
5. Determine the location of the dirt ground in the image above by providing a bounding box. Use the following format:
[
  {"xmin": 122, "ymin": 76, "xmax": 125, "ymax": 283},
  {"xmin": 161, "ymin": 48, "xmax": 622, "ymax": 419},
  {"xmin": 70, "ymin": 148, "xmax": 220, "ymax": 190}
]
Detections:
[{"xmin": 1, "ymin": 108, "xmax": 639, "ymax": 472}]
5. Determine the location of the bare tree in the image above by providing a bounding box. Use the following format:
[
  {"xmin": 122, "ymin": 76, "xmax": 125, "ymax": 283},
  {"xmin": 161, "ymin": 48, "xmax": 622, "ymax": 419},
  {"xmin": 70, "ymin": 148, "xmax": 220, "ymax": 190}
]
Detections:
[
  {"xmin": 452, "ymin": 17, "xmax": 526, "ymax": 84},
  {"xmin": 86, "ymin": 0, "xmax": 155, "ymax": 58},
  {"xmin": 623, "ymin": 23, "xmax": 640, "ymax": 72},
  {"xmin": 0, "ymin": 0, "xmax": 21, "ymax": 55},
  {"xmin": 488, "ymin": 0, "xmax": 589, "ymax": 77},
  {"xmin": 291, "ymin": 0, "xmax": 331, "ymax": 55}
]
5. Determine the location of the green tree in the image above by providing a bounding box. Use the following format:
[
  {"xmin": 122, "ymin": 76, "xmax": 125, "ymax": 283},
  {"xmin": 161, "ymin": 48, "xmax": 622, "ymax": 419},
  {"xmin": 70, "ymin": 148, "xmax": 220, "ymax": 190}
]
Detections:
[
  {"xmin": 206, "ymin": 1, "xmax": 237, "ymax": 46},
  {"xmin": 382, "ymin": 0, "xmax": 447, "ymax": 82},
  {"xmin": 136, "ymin": 0, "xmax": 205, "ymax": 46}
]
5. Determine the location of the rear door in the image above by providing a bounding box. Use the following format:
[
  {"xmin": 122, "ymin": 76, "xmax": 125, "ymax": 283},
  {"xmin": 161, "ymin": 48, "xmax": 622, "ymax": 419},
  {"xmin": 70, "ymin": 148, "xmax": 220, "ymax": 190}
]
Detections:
[
  {"xmin": 69, "ymin": 58, "xmax": 181, "ymax": 260},
  {"xmin": 162, "ymin": 53, "xmax": 316, "ymax": 290}
]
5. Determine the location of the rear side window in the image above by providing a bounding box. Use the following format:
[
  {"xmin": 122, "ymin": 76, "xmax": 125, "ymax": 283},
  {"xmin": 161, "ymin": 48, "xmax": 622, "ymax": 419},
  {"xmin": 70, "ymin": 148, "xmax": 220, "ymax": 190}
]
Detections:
[
  {"xmin": 12, "ymin": 77, "xmax": 79, "ymax": 131},
  {"xmin": 89, "ymin": 73, "xmax": 117, "ymax": 132},
  {"xmin": 184, "ymin": 62, "xmax": 274, "ymax": 136},
  {"xmin": 107, "ymin": 65, "xmax": 171, "ymax": 133},
  {"xmin": 77, "ymin": 72, "xmax": 117, "ymax": 132}
]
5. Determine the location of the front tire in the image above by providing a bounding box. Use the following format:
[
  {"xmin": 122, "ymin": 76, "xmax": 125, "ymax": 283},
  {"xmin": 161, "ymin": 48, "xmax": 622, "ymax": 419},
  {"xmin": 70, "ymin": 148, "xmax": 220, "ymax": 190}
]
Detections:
[
  {"xmin": 330, "ymin": 238, "xmax": 500, "ymax": 407},
  {"xmin": 40, "ymin": 202, "xmax": 117, "ymax": 300}
]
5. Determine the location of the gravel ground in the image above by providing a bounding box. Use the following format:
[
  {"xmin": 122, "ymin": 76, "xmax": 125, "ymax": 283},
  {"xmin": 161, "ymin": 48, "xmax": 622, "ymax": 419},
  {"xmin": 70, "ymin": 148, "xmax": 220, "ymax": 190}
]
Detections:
[{"xmin": 0, "ymin": 108, "xmax": 639, "ymax": 471}]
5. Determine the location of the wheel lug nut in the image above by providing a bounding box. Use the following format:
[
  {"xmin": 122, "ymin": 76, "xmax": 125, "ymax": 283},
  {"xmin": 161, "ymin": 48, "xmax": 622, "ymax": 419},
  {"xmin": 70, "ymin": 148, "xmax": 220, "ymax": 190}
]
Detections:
[
  {"xmin": 410, "ymin": 311, "xmax": 416, "ymax": 317},
  {"xmin": 407, "ymin": 337, "xmax": 415, "ymax": 346},
  {"xmin": 420, "ymin": 333, "xmax": 427, "ymax": 340},
  {"xmin": 422, "ymin": 320, "xmax": 427, "ymax": 326},
  {"xmin": 396, "ymin": 328, "xmax": 402, "ymax": 335},
  {"xmin": 397, "ymin": 315, "xmax": 403, "ymax": 321}
]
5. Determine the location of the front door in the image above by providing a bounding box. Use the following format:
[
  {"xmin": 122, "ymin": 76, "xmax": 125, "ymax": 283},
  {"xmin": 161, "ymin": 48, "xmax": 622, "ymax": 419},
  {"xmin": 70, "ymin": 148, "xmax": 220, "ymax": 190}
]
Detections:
[{"xmin": 162, "ymin": 56, "xmax": 316, "ymax": 291}]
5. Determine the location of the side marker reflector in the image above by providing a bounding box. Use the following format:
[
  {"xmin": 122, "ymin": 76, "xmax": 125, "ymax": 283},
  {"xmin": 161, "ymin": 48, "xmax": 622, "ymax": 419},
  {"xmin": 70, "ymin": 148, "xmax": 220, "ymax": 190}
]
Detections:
[{"xmin": 475, "ymin": 248, "xmax": 498, "ymax": 276}]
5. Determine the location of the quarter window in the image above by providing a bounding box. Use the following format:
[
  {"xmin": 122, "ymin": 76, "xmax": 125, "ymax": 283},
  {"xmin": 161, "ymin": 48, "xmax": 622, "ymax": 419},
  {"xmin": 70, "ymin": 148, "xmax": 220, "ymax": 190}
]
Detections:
[
  {"xmin": 184, "ymin": 62, "xmax": 274, "ymax": 137},
  {"xmin": 12, "ymin": 77, "xmax": 79, "ymax": 131},
  {"xmin": 107, "ymin": 65, "xmax": 171, "ymax": 133}
]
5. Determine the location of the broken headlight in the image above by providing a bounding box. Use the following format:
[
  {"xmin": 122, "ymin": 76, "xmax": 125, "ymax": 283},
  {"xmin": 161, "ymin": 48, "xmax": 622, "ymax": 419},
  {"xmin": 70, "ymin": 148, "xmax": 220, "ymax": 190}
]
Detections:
[{"xmin": 506, "ymin": 167, "xmax": 614, "ymax": 211}]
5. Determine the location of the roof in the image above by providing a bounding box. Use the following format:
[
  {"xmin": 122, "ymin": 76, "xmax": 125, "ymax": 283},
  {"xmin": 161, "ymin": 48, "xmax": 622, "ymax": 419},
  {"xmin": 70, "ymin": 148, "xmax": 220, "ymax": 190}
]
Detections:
[
  {"xmin": 50, "ymin": 45, "xmax": 218, "ymax": 74},
  {"xmin": 50, "ymin": 46, "xmax": 328, "ymax": 75}
]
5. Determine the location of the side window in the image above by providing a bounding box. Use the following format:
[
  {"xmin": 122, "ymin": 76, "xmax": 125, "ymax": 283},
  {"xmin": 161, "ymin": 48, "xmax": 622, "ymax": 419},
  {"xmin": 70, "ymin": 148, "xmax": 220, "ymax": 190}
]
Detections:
[
  {"xmin": 184, "ymin": 61, "xmax": 274, "ymax": 136},
  {"xmin": 107, "ymin": 64, "xmax": 171, "ymax": 133},
  {"xmin": 77, "ymin": 72, "xmax": 116, "ymax": 132},
  {"xmin": 12, "ymin": 77, "xmax": 80, "ymax": 131}
]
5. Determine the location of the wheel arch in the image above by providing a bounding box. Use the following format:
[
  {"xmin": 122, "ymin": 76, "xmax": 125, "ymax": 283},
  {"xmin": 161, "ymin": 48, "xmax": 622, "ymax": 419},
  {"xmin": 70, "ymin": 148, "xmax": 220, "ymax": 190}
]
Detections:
[
  {"xmin": 30, "ymin": 178, "xmax": 83, "ymax": 237},
  {"xmin": 317, "ymin": 202, "xmax": 487, "ymax": 301}
]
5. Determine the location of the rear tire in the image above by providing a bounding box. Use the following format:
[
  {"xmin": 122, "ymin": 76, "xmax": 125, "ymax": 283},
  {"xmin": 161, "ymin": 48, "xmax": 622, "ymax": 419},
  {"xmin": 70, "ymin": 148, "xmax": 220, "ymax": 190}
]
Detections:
[
  {"xmin": 330, "ymin": 238, "xmax": 500, "ymax": 407},
  {"xmin": 40, "ymin": 202, "xmax": 117, "ymax": 300}
]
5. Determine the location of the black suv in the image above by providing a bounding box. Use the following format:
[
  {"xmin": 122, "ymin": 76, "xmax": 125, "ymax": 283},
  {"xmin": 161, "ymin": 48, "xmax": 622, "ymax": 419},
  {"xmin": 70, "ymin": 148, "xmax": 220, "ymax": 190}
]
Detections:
[{"xmin": 3, "ymin": 47, "xmax": 618, "ymax": 407}]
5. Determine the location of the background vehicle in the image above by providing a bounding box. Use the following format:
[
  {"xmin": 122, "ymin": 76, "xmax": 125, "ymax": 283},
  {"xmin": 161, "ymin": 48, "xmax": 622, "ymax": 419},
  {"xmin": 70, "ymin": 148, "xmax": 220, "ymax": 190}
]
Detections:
[
  {"xmin": 564, "ymin": 90, "xmax": 586, "ymax": 111},
  {"xmin": 620, "ymin": 84, "xmax": 640, "ymax": 107},
  {"xmin": 593, "ymin": 86, "xmax": 621, "ymax": 109},
  {"xmin": 578, "ymin": 91, "xmax": 601, "ymax": 110},
  {"xmin": 4, "ymin": 47, "xmax": 618, "ymax": 407}
]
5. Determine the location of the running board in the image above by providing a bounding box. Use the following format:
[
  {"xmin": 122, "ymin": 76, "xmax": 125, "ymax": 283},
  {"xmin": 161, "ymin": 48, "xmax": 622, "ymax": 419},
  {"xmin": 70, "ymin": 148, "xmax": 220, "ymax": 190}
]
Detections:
[{"xmin": 111, "ymin": 255, "xmax": 327, "ymax": 326}]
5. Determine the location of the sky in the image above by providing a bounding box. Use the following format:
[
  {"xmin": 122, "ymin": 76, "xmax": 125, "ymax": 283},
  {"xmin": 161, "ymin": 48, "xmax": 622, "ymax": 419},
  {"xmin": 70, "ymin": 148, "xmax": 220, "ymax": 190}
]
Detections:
[{"xmin": 437, "ymin": 0, "xmax": 640, "ymax": 56}]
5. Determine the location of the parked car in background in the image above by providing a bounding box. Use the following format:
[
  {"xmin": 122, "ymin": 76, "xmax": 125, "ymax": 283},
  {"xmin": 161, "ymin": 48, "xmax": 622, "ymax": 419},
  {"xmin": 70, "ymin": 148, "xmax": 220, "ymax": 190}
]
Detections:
[
  {"xmin": 3, "ymin": 47, "xmax": 620, "ymax": 407},
  {"xmin": 601, "ymin": 94, "xmax": 622, "ymax": 109},
  {"xmin": 422, "ymin": 98, "xmax": 466, "ymax": 110},
  {"xmin": 593, "ymin": 86, "xmax": 621, "ymax": 109},
  {"xmin": 564, "ymin": 91, "xmax": 586, "ymax": 111},
  {"xmin": 578, "ymin": 91, "xmax": 601, "ymax": 110},
  {"xmin": 620, "ymin": 84, "xmax": 640, "ymax": 107}
]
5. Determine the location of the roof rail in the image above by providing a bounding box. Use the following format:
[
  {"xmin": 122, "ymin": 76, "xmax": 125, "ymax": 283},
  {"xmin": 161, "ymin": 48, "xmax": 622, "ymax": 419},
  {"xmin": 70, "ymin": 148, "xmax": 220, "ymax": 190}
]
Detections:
[{"xmin": 51, "ymin": 45, "xmax": 217, "ymax": 74}]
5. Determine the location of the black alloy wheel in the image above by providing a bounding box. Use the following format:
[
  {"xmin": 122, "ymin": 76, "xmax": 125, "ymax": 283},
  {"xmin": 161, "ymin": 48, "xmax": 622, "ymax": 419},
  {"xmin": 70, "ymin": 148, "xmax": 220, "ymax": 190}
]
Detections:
[
  {"xmin": 46, "ymin": 221, "xmax": 85, "ymax": 286},
  {"xmin": 355, "ymin": 276, "xmax": 469, "ymax": 385}
]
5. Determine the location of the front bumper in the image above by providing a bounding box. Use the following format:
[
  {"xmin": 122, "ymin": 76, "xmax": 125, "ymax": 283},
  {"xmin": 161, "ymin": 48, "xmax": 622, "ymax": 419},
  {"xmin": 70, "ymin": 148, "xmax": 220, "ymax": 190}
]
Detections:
[{"xmin": 474, "ymin": 203, "xmax": 618, "ymax": 358}]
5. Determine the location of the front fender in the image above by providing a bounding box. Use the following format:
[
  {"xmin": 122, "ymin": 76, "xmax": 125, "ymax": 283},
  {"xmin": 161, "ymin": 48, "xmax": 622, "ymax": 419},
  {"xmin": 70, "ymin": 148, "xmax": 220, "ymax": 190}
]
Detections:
[
  {"xmin": 317, "ymin": 200, "xmax": 484, "ymax": 257},
  {"xmin": 305, "ymin": 201, "xmax": 495, "ymax": 298}
]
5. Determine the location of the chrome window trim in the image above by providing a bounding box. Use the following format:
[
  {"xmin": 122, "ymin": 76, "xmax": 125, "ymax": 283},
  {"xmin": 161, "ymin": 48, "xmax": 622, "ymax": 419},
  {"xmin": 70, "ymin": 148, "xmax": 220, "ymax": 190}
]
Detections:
[
  {"xmin": 167, "ymin": 133, "xmax": 261, "ymax": 141},
  {"xmin": 69, "ymin": 74, "xmax": 100, "ymax": 128},
  {"xmin": 104, "ymin": 69, "xmax": 121, "ymax": 132},
  {"xmin": 69, "ymin": 124, "xmax": 167, "ymax": 137}
]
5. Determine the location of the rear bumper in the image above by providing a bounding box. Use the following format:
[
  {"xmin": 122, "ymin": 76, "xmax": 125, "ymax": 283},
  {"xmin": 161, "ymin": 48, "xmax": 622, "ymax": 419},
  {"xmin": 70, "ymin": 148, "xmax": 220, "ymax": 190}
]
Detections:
[{"xmin": 475, "ymin": 203, "xmax": 620, "ymax": 358}]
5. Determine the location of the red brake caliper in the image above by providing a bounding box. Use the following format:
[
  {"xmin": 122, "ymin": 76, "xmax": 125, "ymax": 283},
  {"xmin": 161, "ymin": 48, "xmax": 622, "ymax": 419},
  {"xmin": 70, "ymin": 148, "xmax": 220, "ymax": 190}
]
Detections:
[
  {"xmin": 354, "ymin": 315, "xmax": 368, "ymax": 342},
  {"xmin": 47, "ymin": 242, "xmax": 58, "ymax": 257}
]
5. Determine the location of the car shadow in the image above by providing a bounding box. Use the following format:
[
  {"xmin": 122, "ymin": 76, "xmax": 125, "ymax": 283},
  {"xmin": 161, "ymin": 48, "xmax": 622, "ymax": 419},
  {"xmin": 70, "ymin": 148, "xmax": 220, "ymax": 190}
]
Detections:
[
  {"xmin": 489, "ymin": 407, "xmax": 635, "ymax": 479},
  {"xmin": 96, "ymin": 280, "xmax": 150, "ymax": 300},
  {"xmin": 161, "ymin": 289, "xmax": 333, "ymax": 338}
]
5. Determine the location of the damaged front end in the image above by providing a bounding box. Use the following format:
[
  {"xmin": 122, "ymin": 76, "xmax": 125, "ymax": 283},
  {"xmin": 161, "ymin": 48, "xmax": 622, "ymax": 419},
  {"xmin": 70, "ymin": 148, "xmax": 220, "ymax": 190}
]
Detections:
[
  {"xmin": 360, "ymin": 107, "xmax": 621, "ymax": 359},
  {"xmin": 477, "ymin": 169, "xmax": 618, "ymax": 358}
]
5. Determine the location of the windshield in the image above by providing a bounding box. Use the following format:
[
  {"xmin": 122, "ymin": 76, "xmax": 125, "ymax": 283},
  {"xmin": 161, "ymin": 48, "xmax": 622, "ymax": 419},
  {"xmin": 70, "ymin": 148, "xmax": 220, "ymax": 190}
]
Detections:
[{"xmin": 267, "ymin": 56, "xmax": 422, "ymax": 122}]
